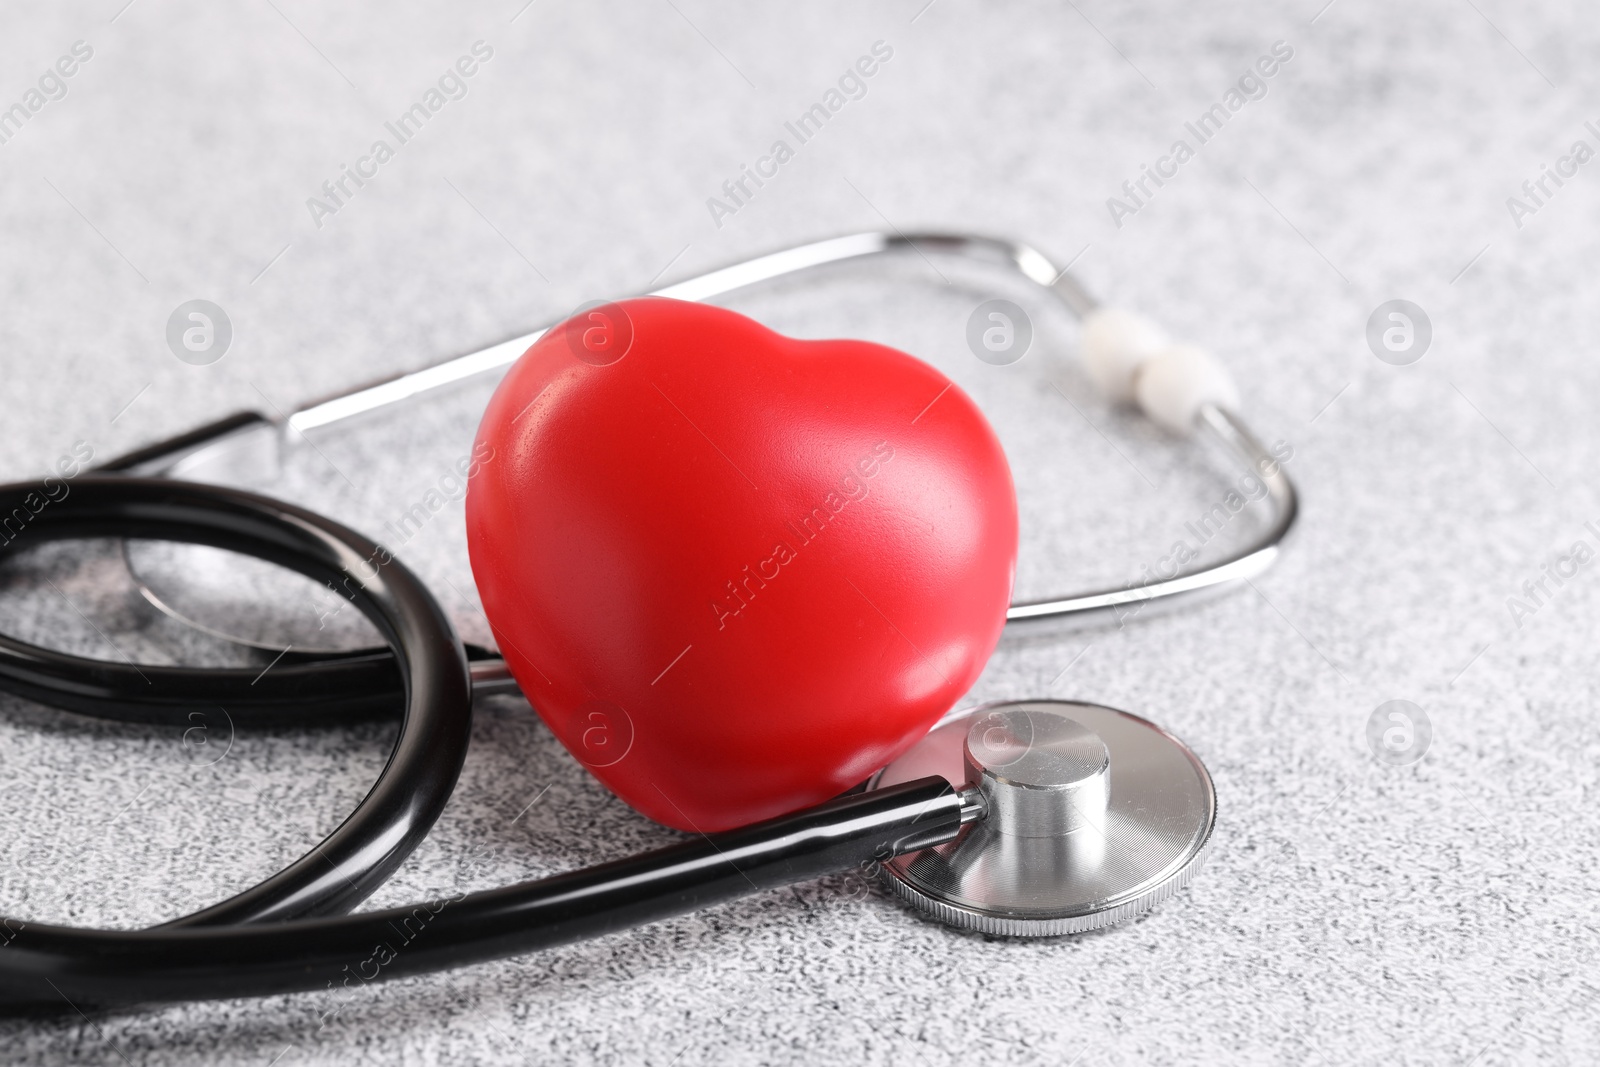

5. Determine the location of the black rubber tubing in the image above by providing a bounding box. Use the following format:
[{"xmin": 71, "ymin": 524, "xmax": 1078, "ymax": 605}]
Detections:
[
  {"xmin": 1, "ymin": 775, "xmax": 963, "ymax": 1012},
  {"xmin": 0, "ymin": 475, "xmax": 473, "ymax": 1006},
  {"xmin": 0, "ymin": 473, "xmax": 432, "ymax": 726},
  {"xmin": 0, "ymin": 476, "xmax": 967, "ymax": 1012}
]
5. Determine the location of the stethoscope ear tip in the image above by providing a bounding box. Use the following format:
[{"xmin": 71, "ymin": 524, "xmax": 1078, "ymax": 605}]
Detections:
[{"xmin": 867, "ymin": 699, "xmax": 1215, "ymax": 936}]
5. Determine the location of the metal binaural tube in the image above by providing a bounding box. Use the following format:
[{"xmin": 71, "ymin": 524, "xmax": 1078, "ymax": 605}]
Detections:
[
  {"xmin": 100, "ymin": 232, "xmax": 1297, "ymax": 649},
  {"xmin": 1002, "ymin": 400, "xmax": 1298, "ymax": 627}
]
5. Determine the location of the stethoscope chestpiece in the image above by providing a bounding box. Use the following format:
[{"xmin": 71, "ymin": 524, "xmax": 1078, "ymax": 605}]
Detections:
[{"xmin": 868, "ymin": 699, "xmax": 1216, "ymax": 936}]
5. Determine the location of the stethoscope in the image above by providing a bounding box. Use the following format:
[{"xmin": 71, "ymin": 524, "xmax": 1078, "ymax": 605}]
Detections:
[{"xmin": 0, "ymin": 232, "xmax": 1295, "ymax": 1012}]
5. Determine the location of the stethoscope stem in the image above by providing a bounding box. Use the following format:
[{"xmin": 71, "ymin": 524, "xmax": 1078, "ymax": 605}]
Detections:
[
  {"xmin": 467, "ymin": 655, "xmax": 521, "ymax": 698},
  {"xmin": 0, "ymin": 776, "xmax": 964, "ymax": 1011}
]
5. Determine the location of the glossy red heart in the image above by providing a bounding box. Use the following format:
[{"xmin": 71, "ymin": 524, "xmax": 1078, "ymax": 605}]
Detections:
[{"xmin": 466, "ymin": 297, "xmax": 1017, "ymax": 832}]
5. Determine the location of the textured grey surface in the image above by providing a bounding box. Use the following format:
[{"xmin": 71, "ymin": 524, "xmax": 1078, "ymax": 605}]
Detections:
[{"xmin": 1, "ymin": 0, "xmax": 1599, "ymax": 1063}]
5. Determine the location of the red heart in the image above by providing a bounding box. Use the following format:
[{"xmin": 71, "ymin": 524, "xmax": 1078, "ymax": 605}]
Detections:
[{"xmin": 466, "ymin": 297, "xmax": 1017, "ymax": 832}]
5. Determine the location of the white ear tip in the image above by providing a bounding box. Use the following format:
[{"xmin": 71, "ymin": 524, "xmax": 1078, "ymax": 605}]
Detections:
[
  {"xmin": 1134, "ymin": 344, "xmax": 1239, "ymax": 434},
  {"xmin": 1080, "ymin": 308, "xmax": 1167, "ymax": 403}
]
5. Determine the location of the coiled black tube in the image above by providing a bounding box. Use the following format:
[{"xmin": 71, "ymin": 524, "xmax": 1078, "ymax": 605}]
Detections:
[{"xmin": 0, "ymin": 476, "xmax": 965, "ymax": 1012}]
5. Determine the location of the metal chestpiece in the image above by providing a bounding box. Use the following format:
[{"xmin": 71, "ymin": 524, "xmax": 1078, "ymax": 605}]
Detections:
[{"xmin": 870, "ymin": 700, "xmax": 1217, "ymax": 936}]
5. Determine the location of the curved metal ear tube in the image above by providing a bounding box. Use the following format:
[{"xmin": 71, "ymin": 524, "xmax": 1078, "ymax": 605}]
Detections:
[{"xmin": 97, "ymin": 231, "xmax": 1296, "ymax": 680}]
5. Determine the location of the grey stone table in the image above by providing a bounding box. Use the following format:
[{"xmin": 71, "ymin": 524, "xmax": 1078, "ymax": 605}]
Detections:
[{"xmin": 1, "ymin": 1, "xmax": 1596, "ymax": 1064}]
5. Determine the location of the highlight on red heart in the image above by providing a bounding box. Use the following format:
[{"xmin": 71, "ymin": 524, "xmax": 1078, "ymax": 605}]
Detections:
[{"xmin": 466, "ymin": 296, "xmax": 1018, "ymax": 832}]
